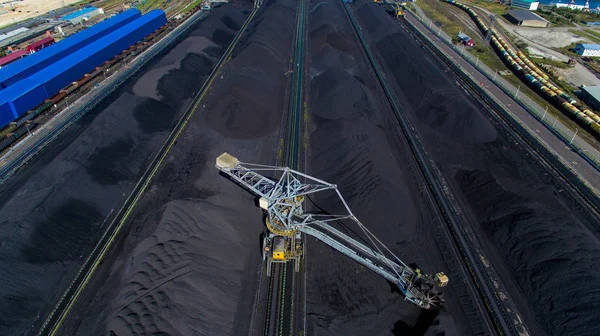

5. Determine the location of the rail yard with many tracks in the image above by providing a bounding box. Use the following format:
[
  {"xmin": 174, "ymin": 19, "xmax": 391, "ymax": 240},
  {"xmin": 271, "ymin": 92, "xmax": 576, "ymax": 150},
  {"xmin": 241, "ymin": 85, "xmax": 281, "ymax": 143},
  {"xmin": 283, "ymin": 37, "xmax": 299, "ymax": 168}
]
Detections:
[{"xmin": 0, "ymin": 0, "xmax": 599, "ymax": 335}]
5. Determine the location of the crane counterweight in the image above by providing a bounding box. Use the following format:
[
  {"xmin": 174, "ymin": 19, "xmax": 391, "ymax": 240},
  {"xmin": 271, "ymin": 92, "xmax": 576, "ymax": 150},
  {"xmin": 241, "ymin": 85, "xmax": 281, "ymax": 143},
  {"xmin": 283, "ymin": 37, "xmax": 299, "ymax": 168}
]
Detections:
[{"xmin": 216, "ymin": 153, "xmax": 448, "ymax": 310}]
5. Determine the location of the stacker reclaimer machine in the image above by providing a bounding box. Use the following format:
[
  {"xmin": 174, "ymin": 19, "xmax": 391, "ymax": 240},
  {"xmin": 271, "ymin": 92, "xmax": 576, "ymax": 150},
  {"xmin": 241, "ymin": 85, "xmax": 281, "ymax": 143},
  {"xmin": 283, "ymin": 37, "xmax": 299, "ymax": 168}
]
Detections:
[{"xmin": 216, "ymin": 152, "xmax": 448, "ymax": 310}]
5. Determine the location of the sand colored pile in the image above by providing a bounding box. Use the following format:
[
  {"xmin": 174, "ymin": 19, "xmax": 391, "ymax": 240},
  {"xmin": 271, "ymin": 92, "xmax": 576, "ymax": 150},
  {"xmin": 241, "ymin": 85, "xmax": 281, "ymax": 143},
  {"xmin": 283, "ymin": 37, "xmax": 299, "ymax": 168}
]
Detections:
[{"xmin": 0, "ymin": 0, "xmax": 81, "ymax": 28}]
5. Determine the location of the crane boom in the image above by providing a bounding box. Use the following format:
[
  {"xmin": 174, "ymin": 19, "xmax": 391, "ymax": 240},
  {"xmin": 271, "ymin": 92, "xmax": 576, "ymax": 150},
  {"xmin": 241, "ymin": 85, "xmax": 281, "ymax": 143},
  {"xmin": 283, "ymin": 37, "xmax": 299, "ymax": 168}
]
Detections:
[{"xmin": 215, "ymin": 153, "xmax": 447, "ymax": 309}]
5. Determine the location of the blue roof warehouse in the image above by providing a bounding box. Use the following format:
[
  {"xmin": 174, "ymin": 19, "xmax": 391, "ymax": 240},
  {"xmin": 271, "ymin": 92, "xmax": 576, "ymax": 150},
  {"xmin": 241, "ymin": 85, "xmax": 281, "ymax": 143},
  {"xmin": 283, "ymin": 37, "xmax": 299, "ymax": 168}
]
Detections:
[
  {"xmin": 0, "ymin": 9, "xmax": 166, "ymax": 127},
  {"xmin": 0, "ymin": 9, "xmax": 141, "ymax": 91}
]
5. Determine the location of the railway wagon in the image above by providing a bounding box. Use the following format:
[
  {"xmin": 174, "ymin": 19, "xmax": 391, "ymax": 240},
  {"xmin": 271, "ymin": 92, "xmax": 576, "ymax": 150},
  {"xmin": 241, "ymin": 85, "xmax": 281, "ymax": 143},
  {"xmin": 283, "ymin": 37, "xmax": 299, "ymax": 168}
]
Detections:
[
  {"xmin": 0, "ymin": 9, "xmax": 141, "ymax": 90},
  {"xmin": 0, "ymin": 9, "xmax": 167, "ymax": 127}
]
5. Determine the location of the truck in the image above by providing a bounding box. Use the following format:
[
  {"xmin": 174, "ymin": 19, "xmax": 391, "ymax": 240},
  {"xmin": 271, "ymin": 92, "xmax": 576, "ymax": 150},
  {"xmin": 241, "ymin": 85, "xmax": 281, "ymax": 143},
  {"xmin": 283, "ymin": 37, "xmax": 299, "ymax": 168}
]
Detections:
[{"xmin": 457, "ymin": 32, "xmax": 475, "ymax": 47}]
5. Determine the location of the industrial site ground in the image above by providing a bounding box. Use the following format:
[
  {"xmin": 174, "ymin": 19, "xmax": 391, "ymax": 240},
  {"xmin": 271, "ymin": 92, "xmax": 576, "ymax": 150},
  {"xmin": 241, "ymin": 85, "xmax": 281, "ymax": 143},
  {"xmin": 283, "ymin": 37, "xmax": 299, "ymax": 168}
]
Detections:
[
  {"xmin": 355, "ymin": 2, "xmax": 600, "ymax": 336},
  {"xmin": 0, "ymin": 3, "xmax": 250, "ymax": 334},
  {"xmin": 1, "ymin": 0, "xmax": 600, "ymax": 336}
]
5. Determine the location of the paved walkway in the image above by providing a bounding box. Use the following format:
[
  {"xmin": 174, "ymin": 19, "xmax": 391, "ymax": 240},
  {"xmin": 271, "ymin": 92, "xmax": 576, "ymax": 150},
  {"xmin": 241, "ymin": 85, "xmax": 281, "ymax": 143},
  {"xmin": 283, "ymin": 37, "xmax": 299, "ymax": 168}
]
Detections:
[{"xmin": 405, "ymin": 8, "xmax": 600, "ymax": 190}]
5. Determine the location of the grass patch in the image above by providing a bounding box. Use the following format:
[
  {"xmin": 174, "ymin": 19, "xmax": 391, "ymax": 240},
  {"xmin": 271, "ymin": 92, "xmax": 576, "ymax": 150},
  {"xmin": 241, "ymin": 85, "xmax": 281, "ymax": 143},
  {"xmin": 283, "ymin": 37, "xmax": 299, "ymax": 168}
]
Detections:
[
  {"xmin": 419, "ymin": 0, "xmax": 463, "ymax": 37},
  {"xmin": 468, "ymin": 44, "xmax": 510, "ymax": 71},
  {"xmin": 180, "ymin": 0, "xmax": 202, "ymax": 14},
  {"xmin": 569, "ymin": 28, "xmax": 600, "ymax": 44},
  {"xmin": 461, "ymin": 0, "xmax": 508, "ymax": 17},
  {"xmin": 584, "ymin": 28, "xmax": 600, "ymax": 39},
  {"xmin": 97, "ymin": 0, "xmax": 128, "ymax": 10},
  {"xmin": 529, "ymin": 56, "xmax": 571, "ymax": 69},
  {"xmin": 548, "ymin": 7, "xmax": 600, "ymax": 25},
  {"xmin": 558, "ymin": 42, "xmax": 580, "ymax": 58},
  {"xmin": 534, "ymin": 9, "xmax": 576, "ymax": 27},
  {"xmin": 136, "ymin": 0, "xmax": 166, "ymax": 13}
]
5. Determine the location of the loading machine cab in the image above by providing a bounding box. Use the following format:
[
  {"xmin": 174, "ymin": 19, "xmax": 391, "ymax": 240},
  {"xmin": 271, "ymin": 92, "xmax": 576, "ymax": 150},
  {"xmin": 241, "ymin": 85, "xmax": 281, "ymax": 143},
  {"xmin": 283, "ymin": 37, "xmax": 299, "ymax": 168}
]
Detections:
[{"xmin": 262, "ymin": 232, "xmax": 303, "ymax": 276}]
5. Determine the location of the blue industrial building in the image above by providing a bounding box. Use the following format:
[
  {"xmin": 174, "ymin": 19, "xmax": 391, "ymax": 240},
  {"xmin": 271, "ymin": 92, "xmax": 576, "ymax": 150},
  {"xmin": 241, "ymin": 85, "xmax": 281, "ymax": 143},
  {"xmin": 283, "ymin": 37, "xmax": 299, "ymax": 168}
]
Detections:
[
  {"xmin": 61, "ymin": 7, "xmax": 102, "ymax": 24},
  {"xmin": 0, "ymin": 10, "xmax": 167, "ymax": 127},
  {"xmin": 0, "ymin": 9, "xmax": 141, "ymax": 91}
]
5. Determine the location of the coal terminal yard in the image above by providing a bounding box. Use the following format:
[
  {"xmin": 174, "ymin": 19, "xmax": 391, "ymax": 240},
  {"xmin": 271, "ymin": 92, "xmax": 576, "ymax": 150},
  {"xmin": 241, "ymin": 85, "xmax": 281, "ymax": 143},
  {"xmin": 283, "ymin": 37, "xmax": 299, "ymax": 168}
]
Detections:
[{"xmin": 1, "ymin": 0, "xmax": 600, "ymax": 335}]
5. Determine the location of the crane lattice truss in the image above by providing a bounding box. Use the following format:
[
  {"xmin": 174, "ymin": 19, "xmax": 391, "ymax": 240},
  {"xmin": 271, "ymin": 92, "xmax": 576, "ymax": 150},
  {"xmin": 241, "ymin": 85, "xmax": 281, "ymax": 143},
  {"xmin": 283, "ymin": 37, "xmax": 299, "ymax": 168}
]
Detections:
[{"xmin": 215, "ymin": 153, "xmax": 445, "ymax": 309}]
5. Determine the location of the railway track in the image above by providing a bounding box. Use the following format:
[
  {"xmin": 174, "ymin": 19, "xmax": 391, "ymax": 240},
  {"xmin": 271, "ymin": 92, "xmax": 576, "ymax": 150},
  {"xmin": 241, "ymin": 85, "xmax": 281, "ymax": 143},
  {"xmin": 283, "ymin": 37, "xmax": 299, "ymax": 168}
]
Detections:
[
  {"xmin": 340, "ymin": 2, "xmax": 522, "ymax": 335},
  {"xmin": 0, "ymin": 10, "xmax": 207, "ymax": 185},
  {"xmin": 263, "ymin": 0, "xmax": 306, "ymax": 335},
  {"xmin": 34, "ymin": 5, "xmax": 260, "ymax": 335},
  {"xmin": 403, "ymin": 11, "xmax": 600, "ymax": 233}
]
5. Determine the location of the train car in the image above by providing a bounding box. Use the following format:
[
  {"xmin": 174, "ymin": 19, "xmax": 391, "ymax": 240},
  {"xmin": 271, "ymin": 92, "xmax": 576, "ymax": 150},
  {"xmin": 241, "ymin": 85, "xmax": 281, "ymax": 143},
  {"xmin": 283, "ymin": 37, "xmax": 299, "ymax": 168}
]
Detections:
[
  {"xmin": 0, "ymin": 9, "xmax": 142, "ymax": 90},
  {"xmin": 46, "ymin": 91, "xmax": 67, "ymax": 104},
  {"xmin": 77, "ymin": 74, "xmax": 92, "ymax": 86}
]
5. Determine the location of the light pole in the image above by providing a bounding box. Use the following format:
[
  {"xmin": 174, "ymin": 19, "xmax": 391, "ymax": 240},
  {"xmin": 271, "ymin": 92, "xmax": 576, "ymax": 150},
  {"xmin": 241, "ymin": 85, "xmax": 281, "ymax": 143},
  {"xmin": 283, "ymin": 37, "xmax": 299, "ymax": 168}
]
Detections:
[
  {"xmin": 553, "ymin": 117, "xmax": 558, "ymax": 127},
  {"xmin": 493, "ymin": 69, "xmax": 497, "ymax": 80},
  {"xmin": 515, "ymin": 85, "xmax": 520, "ymax": 99},
  {"xmin": 570, "ymin": 128, "xmax": 578, "ymax": 145},
  {"xmin": 25, "ymin": 123, "xmax": 31, "ymax": 137},
  {"xmin": 476, "ymin": 55, "xmax": 479, "ymax": 67},
  {"xmin": 542, "ymin": 106, "xmax": 548, "ymax": 121}
]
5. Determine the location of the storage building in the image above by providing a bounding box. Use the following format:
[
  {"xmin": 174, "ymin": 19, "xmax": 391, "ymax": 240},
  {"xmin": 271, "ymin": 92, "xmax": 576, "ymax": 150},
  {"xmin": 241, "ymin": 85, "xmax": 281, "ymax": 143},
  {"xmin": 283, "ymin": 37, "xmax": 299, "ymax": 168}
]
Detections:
[
  {"xmin": 0, "ymin": 102, "xmax": 12, "ymax": 127},
  {"xmin": 0, "ymin": 27, "xmax": 29, "ymax": 43},
  {"xmin": 62, "ymin": 7, "xmax": 104, "ymax": 25},
  {"xmin": 510, "ymin": 0, "xmax": 540, "ymax": 10},
  {"xmin": 0, "ymin": 10, "xmax": 167, "ymax": 127},
  {"xmin": 575, "ymin": 43, "xmax": 600, "ymax": 57},
  {"xmin": 0, "ymin": 50, "xmax": 27, "ymax": 68},
  {"xmin": 580, "ymin": 85, "xmax": 600, "ymax": 110},
  {"xmin": 555, "ymin": 2, "xmax": 588, "ymax": 10},
  {"xmin": 27, "ymin": 36, "xmax": 55, "ymax": 53},
  {"xmin": 0, "ymin": 9, "xmax": 141, "ymax": 90},
  {"xmin": 506, "ymin": 10, "xmax": 550, "ymax": 27}
]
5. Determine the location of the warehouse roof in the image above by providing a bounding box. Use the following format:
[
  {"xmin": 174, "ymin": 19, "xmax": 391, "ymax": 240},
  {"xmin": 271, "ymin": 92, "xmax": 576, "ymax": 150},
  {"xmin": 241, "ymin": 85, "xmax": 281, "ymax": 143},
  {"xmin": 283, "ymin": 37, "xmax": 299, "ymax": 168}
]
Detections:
[
  {"xmin": 0, "ymin": 27, "xmax": 29, "ymax": 42},
  {"xmin": 582, "ymin": 85, "xmax": 600, "ymax": 100},
  {"xmin": 457, "ymin": 32, "xmax": 471, "ymax": 40},
  {"xmin": 28, "ymin": 36, "xmax": 54, "ymax": 50},
  {"xmin": 578, "ymin": 44, "xmax": 600, "ymax": 50},
  {"xmin": 0, "ymin": 9, "xmax": 141, "ymax": 89},
  {"xmin": 0, "ymin": 50, "xmax": 27, "ymax": 67},
  {"xmin": 0, "ymin": 9, "xmax": 165, "ymax": 105},
  {"xmin": 0, "ymin": 78, "xmax": 40, "ymax": 106},
  {"xmin": 507, "ymin": 9, "xmax": 548, "ymax": 22},
  {"xmin": 62, "ymin": 7, "xmax": 98, "ymax": 21},
  {"xmin": 34, "ymin": 9, "xmax": 165, "ymax": 85}
]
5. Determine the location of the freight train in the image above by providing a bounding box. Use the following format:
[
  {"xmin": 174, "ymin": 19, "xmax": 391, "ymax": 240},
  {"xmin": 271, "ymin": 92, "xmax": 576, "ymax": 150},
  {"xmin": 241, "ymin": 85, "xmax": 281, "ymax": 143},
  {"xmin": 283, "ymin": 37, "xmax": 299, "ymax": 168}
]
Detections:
[
  {"xmin": 441, "ymin": 0, "xmax": 600, "ymax": 137},
  {"xmin": 0, "ymin": 21, "xmax": 173, "ymax": 154}
]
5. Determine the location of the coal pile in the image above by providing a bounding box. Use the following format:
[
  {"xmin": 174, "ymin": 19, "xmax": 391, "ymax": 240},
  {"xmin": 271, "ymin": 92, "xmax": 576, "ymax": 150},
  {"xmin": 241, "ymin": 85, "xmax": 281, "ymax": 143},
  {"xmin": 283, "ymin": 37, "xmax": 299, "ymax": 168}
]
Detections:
[
  {"xmin": 0, "ymin": 7, "xmax": 245, "ymax": 335},
  {"xmin": 304, "ymin": 0, "xmax": 479, "ymax": 335},
  {"xmin": 57, "ymin": 0, "xmax": 304, "ymax": 334},
  {"xmin": 353, "ymin": 1, "xmax": 600, "ymax": 335}
]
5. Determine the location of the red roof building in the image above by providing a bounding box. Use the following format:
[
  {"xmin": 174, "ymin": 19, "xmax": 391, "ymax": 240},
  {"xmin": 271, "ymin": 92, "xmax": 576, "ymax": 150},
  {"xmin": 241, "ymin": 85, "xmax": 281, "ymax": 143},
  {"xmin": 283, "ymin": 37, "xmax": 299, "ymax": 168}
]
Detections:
[
  {"xmin": 0, "ymin": 50, "xmax": 27, "ymax": 68},
  {"xmin": 26, "ymin": 36, "xmax": 55, "ymax": 53}
]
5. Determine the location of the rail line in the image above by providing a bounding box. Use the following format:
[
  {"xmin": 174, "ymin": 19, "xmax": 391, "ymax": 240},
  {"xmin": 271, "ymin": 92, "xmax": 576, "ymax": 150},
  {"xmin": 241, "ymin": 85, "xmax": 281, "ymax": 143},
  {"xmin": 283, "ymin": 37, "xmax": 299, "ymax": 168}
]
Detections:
[
  {"xmin": 403, "ymin": 10, "xmax": 600, "ymax": 236},
  {"xmin": 400, "ymin": 11, "xmax": 600, "ymax": 333},
  {"xmin": 0, "ymin": 10, "xmax": 208, "ymax": 185},
  {"xmin": 264, "ymin": 0, "xmax": 306, "ymax": 335},
  {"xmin": 35, "ymin": 5, "xmax": 260, "ymax": 335},
  {"xmin": 340, "ymin": 2, "xmax": 519, "ymax": 335}
]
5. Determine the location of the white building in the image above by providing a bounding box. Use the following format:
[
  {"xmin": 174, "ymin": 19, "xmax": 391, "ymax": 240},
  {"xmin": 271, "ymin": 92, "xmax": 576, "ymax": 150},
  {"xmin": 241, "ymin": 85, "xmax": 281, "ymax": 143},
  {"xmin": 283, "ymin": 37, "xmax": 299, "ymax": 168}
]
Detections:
[
  {"xmin": 555, "ymin": 0, "xmax": 589, "ymax": 10},
  {"xmin": 575, "ymin": 43, "xmax": 600, "ymax": 57},
  {"xmin": 511, "ymin": 0, "xmax": 540, "ymax": 10}
]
